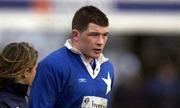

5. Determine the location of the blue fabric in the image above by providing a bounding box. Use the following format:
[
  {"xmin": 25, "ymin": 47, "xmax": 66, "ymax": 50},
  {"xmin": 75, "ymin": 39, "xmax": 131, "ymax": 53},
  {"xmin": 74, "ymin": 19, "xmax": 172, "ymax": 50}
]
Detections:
[{"xmin": 29, "ymin": 47, "xmax": 114, "ymax": 108}]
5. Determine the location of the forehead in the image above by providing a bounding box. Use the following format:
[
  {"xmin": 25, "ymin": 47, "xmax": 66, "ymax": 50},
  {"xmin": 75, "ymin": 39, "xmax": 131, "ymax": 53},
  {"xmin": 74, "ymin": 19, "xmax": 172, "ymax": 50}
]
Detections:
[{"xmin": 86, "ymin": 23, "xmax": 109, "ymax": 33}]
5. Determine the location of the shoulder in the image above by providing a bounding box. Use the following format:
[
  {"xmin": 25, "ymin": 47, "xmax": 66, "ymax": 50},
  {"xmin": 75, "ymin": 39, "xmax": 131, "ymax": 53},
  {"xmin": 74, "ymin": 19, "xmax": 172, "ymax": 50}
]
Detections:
[
  {"xmin": 0, "ymin": 101, "xmax": 9, "ymax": 108},
  {"xmin": 36, "ymin": 47, "xmax": 73, "ymax": 78},
  {"xmin": 102, "ymin": 60, "xmax": 114, "ymax": 69},
  {"xmin": 0, "ymin": 93, "xmax": 25, "ymax": 108},
  {"xmin": 0, "ymin": 100, "xmax": 27, "ymax": 108},
  {"xmin": 0, "ymin": 95, "xmax": 9, "ymax": 108},
  {"xmin": 101, "ymin": 60, "xmax": 114, "ymax": 79},
  {"xmin": 40, "ymin": 47, "xmax": 73, "ymax": 65}
]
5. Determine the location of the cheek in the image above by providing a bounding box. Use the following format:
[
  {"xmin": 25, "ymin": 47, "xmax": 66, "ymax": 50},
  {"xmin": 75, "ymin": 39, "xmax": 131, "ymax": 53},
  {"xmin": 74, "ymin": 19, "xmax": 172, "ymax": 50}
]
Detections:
[
  {"xmin": 80, "ymin": 38, "xmax": 90, "ymax": 47},
  {"xmin": 83, "ymin": 41, "xmax": 92, "ymax": 50},
  {"xmin": 104, "ymin": 40, "xmax": 107, "ymax": 46},
  {"xmin": 32, "ymin": 68, "xmax": 36, "ymax": 78},
  {"xmin": 104, "ymin": 37, "xmax": 108, "ymax": 43},
  {"xmin": 29, "ymin": 67, "xmax": 37, "ymax": 80}
]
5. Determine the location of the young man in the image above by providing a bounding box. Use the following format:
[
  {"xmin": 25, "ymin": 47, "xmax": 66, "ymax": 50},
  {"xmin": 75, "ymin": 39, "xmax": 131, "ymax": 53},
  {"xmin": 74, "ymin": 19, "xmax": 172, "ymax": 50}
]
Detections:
[{"xmin": 29, "ymin": 5, "xmax": 114, "ymax": 108}]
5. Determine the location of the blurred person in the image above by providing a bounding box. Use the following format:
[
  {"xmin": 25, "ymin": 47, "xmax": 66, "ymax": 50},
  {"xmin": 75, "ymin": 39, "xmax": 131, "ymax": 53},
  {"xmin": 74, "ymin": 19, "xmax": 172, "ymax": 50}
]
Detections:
[
  {"xmin": 29, "ymin": 5, "xmax": 114, "ymax": 108},
  {"xmin": 0, "ymin": 42, "xmax": 38, "ymax": 108},
  {"xmin": 110, "ymin": 52, "xmax": 146, "ymax": 108},
  {"xmin": 145, "ymin": 60, "xmax": 180, "ymax": 108}
]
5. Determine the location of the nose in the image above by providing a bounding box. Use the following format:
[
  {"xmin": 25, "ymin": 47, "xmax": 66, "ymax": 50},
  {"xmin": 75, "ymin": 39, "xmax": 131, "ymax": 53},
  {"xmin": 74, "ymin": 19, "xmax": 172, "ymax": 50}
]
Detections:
[{"xmin": 96, "ymin": 36, "xmax": 106, "ymax": 45}]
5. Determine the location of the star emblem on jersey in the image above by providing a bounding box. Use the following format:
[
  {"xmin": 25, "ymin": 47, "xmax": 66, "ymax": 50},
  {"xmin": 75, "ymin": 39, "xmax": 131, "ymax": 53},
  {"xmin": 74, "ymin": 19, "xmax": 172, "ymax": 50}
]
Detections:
[{"xmin": 102, "ymin": 72, "xmax": 111, "ymax": 95}]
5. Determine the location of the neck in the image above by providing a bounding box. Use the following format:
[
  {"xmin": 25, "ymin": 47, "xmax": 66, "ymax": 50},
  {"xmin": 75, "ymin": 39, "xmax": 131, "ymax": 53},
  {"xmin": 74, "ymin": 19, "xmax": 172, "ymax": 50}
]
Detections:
[
  {"xmin": 69, "ymin": 39, "xmax": 94, "ymax": 62},
  {"xmin": 84, "ymin": 55, "xmax": 93, "ymax": 62}
]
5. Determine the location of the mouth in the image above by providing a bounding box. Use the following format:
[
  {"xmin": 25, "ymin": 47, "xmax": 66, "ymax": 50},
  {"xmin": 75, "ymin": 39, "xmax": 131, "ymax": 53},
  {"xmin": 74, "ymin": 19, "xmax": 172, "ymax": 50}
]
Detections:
[{"xmin": 93, "ymin": 49, "xmax": 102, "ymax": 53}]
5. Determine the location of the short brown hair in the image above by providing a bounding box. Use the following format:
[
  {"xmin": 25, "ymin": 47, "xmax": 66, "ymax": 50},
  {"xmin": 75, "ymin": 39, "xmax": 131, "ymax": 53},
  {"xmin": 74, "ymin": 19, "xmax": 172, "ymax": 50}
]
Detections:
[
  {"xmin": 72, "ymin": 5, "xmax": 109, "ymax": 32},
  {"xmin": 0, "ymin": 42, "xmax": 38, "ymax": 88}
]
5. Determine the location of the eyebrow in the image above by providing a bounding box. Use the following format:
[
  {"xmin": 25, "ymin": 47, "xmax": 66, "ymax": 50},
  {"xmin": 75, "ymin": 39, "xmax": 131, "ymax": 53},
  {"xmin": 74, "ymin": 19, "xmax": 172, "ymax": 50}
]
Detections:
[{"xmin": 87, "ymin": 32, "xmax": 109, "ymax": 36}]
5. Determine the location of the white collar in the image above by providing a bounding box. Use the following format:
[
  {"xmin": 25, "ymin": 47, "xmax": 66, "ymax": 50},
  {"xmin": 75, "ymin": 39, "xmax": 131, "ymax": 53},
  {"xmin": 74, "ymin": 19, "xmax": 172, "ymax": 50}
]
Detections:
[
  {"xmin": 64, "ymin": 39, "xmax": 109, "ymax": 79},
  {"xmin": 64, "ymin": 39, "xmax": 108, "ymax": 64}
]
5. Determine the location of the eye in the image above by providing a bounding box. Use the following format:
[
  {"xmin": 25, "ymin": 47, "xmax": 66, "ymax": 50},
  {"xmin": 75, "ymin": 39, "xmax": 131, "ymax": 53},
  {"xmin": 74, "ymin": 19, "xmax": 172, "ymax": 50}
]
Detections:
[
  {"xmin": 103, "ymin": 33, "xmax": 108, "ymax": 37},
  {"xmin": 103, "ymin": 32, "xmax": 109, "ymax": 37}
]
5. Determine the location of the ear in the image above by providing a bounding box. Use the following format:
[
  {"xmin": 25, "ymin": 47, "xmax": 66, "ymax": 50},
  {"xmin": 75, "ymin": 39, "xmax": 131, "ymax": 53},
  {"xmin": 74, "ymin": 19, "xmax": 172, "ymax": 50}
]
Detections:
[
  {"xmin": 71, "ymin": 29, "xmax": 80, "ymax": 41},
  {"xmin": 23, "ymin": 72, "xmax": 29, "ymax": 78},
  {"xmin": 22, "ymin": 68, "xmax": 32, "ymax": 78}
]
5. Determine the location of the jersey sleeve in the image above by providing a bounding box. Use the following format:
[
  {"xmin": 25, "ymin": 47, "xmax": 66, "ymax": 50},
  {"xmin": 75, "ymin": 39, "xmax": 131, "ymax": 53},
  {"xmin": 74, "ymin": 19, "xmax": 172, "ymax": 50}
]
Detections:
[{"xmin": 28, "ymin": 58, "xmax": 69, "ymax": 108}]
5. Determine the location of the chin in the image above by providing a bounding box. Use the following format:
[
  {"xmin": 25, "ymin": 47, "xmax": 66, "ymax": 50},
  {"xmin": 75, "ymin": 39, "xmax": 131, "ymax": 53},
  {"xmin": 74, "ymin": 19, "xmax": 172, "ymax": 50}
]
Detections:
[
  {"xmin": 89, "ymin": 52, "xmax": 100, "ymax": 58},
  {"xmin": 93, "ymin": 55, "xmax": 100, "ymax": 59}
]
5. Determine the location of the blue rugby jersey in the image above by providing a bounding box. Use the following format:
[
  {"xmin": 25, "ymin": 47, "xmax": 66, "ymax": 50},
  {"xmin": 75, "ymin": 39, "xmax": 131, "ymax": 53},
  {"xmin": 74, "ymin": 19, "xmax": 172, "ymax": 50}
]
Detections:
[{"xmin": 29, "ymin": 42, "xmax": 114, "ymax": 108}]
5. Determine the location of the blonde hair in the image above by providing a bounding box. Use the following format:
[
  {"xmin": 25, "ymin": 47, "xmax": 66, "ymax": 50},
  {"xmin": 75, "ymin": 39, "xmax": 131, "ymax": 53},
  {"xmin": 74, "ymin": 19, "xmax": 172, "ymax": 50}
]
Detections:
[{"xmin": 0, "ymin": 42, "xmax": 38, "ymax": 88}]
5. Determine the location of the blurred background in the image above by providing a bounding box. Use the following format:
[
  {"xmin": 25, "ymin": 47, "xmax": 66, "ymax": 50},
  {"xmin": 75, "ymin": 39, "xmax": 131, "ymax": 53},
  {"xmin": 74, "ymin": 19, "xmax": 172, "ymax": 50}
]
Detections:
[{"xmin": 1, "ymin": 0, "xmax": 180, "ymax": 108}]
